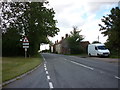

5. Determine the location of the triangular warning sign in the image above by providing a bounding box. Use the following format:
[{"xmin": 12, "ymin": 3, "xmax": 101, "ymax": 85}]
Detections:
[{"xmin": 23, "ymin": 37, "xmax": 29, "ymax": 43}]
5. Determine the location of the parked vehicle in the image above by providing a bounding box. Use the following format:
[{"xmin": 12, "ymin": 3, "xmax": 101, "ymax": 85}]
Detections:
[{"xmin": 88, "ymin": 43, "xmax": 110, "ymax": 57}]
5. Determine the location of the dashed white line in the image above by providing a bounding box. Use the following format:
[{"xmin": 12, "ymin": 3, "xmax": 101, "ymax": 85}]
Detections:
[
  {"xmin": 49, "ymin": 82, "xmax": 54, "ymax": 89},
  {"xmin": 64, "ymin": 59, "xmax": 67, "ymax": 61},
  {"xmin": 47, "ymin": 75, "xmax": 51, "ymax": 80},
  {"xmin": 44, "ymin": 64, "xmax": 46, "ymax": 68},
  {"xmin": 114, "ymin": 76, "xmax": 120, "ymax": 79},
  {"xmin": 70, "ymin": 61, "xmax": 94, "ymax": 70},
  {"xmin": 42, "ymin": 54, "xmax": 54, "ymax": 89},
  {"xmin": 100, "ymin": 71, "xmax": 105, "ymax": 74},
  {"xmin": 64, "ymin": 58, "xmax": 94, "ymax": 70},
  {"xmin": 45, "ymin": 67, "xmax": 47, "ymax": 71},
  {"xmin": 41, "ymin": 54, "xmax": 47, "ymax": 63},
  {"xmin": 46, "ymin": 71, "xmax": 49, "ymax": 74}
]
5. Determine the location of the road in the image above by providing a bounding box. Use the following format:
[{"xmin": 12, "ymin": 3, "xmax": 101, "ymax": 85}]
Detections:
[{"xmin": 3, "ymin": 53, "xmax": 119, "ymax": 88}]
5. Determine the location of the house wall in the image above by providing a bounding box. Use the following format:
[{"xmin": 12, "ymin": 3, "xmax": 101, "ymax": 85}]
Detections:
[
  {"xmin": 56, "ymin": 44, "xmax": 61, "ymax": 54},
  {"xmin": 61, "ymin": 39, "xmax": 70, "ymax": 54}
]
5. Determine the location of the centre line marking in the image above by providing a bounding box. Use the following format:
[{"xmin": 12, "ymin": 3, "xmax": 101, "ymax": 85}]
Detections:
[
  {"xmin": 49, "ymin": 82, "xmax": 54, "ymax": 89},
  {"xmin": 70, "ymin": 61, "xmax": 94, "ymax": 70},
  {"xmin": 46, "ymin": 71, "xmax": 49, "ymax": 74},
  {"xmin": 47, "ymin": 75, "xmax": 50, "ymax": 80},
  {"xmin": 45, "ymin": 67, "xmax": 47, "ymax": 71},
  {"xmin": 115, "ymin": 76, "xmax": 120, "ymax": 79}
]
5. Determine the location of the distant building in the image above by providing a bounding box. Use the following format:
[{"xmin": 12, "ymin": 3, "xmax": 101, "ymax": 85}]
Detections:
[
  {"xmin": 50, "ymin": 34, "xmax": 90, "ymax": 54},
  {"xmin": 80, "ymin": 41, "xmax": 90, "ymax": 53}
]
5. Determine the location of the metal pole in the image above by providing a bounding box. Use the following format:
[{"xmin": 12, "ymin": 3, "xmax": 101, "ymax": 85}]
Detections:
[
  {"xmin": 98, "ymin": 36, "xmax": 99, "ymax": 42},
  {"xmin": 25, "ymin": 48, "xmax": 27, "ymax": 58}
]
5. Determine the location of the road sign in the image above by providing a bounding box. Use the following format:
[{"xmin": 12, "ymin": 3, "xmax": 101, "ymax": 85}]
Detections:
[
  {"xmin": 22, "ymin": 37, "xmax": 29, "ymax": 58},
  {"xmin": 23, "ymin": 37, "xmax": 29, "ymax": 43},
  {"xmin": 23, "ymin": 37, "xmax": 29, "ymax": 48},
  {"xmin": 23, "ymin": 43, "xmax": 29, "ymax": 46},
  {"xmin": 23, "ymin": 46, "xmax": 29, "ymax": 48}
]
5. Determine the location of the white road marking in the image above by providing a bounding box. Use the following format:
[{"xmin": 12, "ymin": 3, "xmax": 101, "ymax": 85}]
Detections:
[
  {"xmin": 41, "ymin": 54, "xmax": 54, "ymax": 88},
  {"xmin": 49, "ymin": 82, "xmax": 54, "ymax": 89},
  {"xmin": 45, "ymin": 67, "xmax": 47, "ymax": 71},
  {"xmin": 100, "ymin": 71, "xmax": 105, "ymax": 74},
  {"xmin": 49, "ymin": 82, "xmax": 54, "ymax": 88},
  {"xmin": 47, "ymin": 75, "xmax": 50, "ymax": 80},
  {"xmin": 44, "ymin": 64, "xmax": 46, "ymax": 68},
  {"xmin": 64, "ymin": 59, "xmax": 67, "ymax": 61},
  {"xmin": 41, "ymin": 54, "xmax": 47, "ymax": 63},
  {"xmin": 46, "ymin": 71, "xmax": 49, "ymax": 74},
  {"xmin": 70, "ymin": 61, "xmax": 94, "ymax": 70},
  {"xmin": 115, "ymin": 76, "xmax": 120, "ymax": 79}
]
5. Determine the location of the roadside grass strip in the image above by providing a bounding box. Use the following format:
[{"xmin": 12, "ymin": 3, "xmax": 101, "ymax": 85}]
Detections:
[{"xmin": 2, "ymin": 56, "xmax": 43, "ymax": 83}]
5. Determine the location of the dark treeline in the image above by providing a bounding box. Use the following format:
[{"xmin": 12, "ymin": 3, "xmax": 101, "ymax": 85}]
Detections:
[{"xmin": 2, "ymin": 2, "xmax": 59, "ymax": 57}]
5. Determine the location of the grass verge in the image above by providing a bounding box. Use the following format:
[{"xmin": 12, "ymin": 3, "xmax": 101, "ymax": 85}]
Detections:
[
  {"xmin": 109, "ymin": 54, "xmax": 120, "ymax": 59},
  {"xmin": 0, "ymin": 57, "xmax": 2, "ymax": 85},
  {"xmin": 2, "ymin": 55, "xmax": 43, "ymax": 82}
]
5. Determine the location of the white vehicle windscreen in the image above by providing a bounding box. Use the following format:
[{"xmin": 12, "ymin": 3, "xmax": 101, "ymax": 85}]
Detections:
[{"xmin": 97, "ymin": 46, "xmax": 107, "ymax": 50}]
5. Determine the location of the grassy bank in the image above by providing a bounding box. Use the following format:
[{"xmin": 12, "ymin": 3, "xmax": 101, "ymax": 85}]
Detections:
[
  {"xmin": 109, "ymin": 54, "xmax": 120, "ymax": 58},
  {"xmin": 2, "ymin": 55, "xmax": 43, "ymax": 82},
  {"xmin": 0, "ymin": 57, "xmax": 2, "ymax": 84}
]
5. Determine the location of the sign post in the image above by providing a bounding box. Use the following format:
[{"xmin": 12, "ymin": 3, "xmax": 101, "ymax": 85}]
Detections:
[{"xmin": 23, "ymin": 37, "xmax": 29, "ymax": 58}]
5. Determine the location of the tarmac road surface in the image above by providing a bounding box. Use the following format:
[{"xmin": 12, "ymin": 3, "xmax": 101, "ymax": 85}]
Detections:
[{"xmin": 3, "ymin": 53, "xmax": 119, "ymax": 88}]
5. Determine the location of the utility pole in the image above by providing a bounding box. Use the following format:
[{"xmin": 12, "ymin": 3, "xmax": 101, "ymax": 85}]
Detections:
[
  {"xmin": 98, "ymin": 36, "xmax": 99, "ymax": 42},
  {"xmin": 118, "ymin": 1, "xmax": 120, "ymax": 9}
]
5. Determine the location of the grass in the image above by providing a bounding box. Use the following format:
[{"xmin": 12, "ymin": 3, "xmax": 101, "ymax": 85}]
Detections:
[
  {"xmin": 2, "ymin": 55, "xmax": 43, "ymax": 82},
  {"xmin": 0, "ymin": 57, "xmax": 2, "ymax": 84},
  {"xmin": 109, "ymin": 54, "xmax": 120, "ymax": 59},
  {"xmin": 109, "ymin": 51, "xmax": 120, "ymax": 59}
]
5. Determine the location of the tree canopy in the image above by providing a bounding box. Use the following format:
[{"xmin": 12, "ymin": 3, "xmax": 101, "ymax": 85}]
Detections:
[
  {"xmin": 2, "ymin": 2, "xmax": 59, "ymax": 56},
  {"xmin": 98, "ymin": 7, "xmax": 120, "ymax": 54},
  {"xmin": 66, "ymin": 26, "xmax": 84, "ymax": 54}
]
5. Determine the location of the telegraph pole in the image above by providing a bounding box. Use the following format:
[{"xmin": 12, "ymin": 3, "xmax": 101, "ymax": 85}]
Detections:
[{"xmin": 98, "ymin": 36, "xmax": 99, "ymax": 42}]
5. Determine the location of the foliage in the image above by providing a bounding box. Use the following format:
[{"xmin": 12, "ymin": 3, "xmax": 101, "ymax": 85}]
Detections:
[
  {"xmin": 66, "ymin": 26, "xmax": 84, "ymax": 54},
  {"xmin": 2, "ymin": 2, "xmax": 59, "ymax": 56},
  {"xmin": 99, "ymin": 7, "xmax": 120, "ymax": 55},
  {"xmin": 2, "ymin": 28, "xmax": 24, "ymax": 56}
]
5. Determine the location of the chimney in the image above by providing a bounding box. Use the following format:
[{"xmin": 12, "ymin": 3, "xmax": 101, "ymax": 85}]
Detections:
[
  {"xmin": 57, "ymin": 40, "xmax": 58, "ymax": 43},
  {"xmin": 62, "ymin": 37, "xmax": 64, "ymax": 40},
  {"xmin": 65, "ymin": 34, "xmax": 68, "ymax": 38}
]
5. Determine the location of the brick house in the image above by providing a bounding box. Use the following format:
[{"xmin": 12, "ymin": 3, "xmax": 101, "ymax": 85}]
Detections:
[
  {"xmin": 80, "ymin": 41, "xmax": 90, "ymax": 53},
  {"xmin": 51, "ymin": 34, "xmax": 90, "ymax": 54}
]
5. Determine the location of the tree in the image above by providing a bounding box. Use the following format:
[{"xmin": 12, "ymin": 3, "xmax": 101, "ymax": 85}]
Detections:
[
  {"xmin": 67, "ymin": 26, "xmax": 84, "ymax": 54},
  {"xmin": 1, "ymin": 2, "xmax": 59, "ymax": 56},
  {"xmin": 98, "ymin": 7, "xmax": 120, "ymax": 55},
  {"xmin": 2, "ymin": 28, "xmax": 23, "ymax": 56}
]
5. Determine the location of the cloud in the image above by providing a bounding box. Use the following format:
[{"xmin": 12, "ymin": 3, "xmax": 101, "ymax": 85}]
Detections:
[{"xmin": 47, "ymin": 0, "xmax": 118, "ymax": 44}]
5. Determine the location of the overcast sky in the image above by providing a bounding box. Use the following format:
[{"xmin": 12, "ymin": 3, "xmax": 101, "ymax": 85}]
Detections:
[{"xmin": 41, "ymin": 0, "xmax": 119, "ymax": 50}]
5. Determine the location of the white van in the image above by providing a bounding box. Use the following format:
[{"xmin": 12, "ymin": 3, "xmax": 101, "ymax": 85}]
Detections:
[{"xmin": 88, "ymin": 43, "xmax": 110, "ymax": 57}]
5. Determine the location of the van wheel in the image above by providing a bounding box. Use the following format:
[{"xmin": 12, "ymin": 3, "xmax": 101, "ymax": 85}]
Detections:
[{"xmin": 89, "ymin": 53, "xmax": 91, "ymax": 57}]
